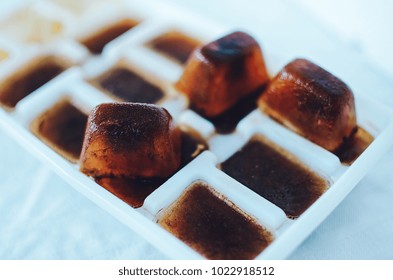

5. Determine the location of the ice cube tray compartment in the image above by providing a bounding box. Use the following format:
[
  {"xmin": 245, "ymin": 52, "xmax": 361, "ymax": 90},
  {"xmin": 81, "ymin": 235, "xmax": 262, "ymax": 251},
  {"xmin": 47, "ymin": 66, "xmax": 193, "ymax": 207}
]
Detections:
[
  {"xmin": 146, "ymin": 151, "xmax": 287, "ymax": 230},
  {"xmin": 84, "ymin": 56, "xmax": 173, "ymax": 104},
  {"xmin": 1, "ymin": 0, "xmax": 393, "ymax": 260},
  {"xmin": 144, "ymin": 151, "xmax": 286, "ymax": 259},
  {"xmin": 0, "ymin": 40, "xmax": 88, "ymax": 110}
]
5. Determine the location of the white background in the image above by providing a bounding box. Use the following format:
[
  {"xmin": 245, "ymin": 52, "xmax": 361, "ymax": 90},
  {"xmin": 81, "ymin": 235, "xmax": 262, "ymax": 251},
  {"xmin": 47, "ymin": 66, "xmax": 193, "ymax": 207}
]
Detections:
[{"xmin": 291, "ymin": 0, "xmax": 393, "ymax": 80}]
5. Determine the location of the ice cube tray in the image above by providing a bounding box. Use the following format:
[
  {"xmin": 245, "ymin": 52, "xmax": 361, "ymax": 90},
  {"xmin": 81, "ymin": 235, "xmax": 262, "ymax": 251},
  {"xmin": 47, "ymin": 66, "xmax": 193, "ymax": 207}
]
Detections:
[{"xmin": 1, "ymin": 0, "xmax": 393, "ymax": 259}]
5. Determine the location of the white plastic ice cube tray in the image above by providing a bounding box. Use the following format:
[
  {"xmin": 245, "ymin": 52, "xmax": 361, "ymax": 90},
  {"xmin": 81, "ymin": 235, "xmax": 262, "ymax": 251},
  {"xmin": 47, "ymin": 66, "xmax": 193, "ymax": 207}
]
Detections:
[{"xmin": 1, "ymin": 0, "xmax": 393, "ymax": 259}]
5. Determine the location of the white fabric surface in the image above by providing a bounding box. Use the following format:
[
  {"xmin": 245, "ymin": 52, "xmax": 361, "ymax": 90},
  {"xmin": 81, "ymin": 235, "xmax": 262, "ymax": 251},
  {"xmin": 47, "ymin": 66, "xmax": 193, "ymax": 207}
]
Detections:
[
  {"xmin": 1, "ymin": 0, "xmax": 393, "ymax": 259},
  {"xmin": 0, "ymin": 129, "xmax": 166, "ymax": 259},
  {"xmin": 289, "ymin": 0, "xmax": 393, "ymax": 80}
]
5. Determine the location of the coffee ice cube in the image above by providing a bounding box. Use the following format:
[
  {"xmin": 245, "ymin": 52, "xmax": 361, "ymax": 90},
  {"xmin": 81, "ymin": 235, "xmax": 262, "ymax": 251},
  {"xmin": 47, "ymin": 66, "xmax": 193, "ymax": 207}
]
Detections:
[
  {"xmin": 258, "ymin": 59, "xmax": 357, "ymax": 152},
  {"xmin": 0, "ymin": 56, "xmax": 68, "ymax": 109},
  {"xmin": 80, "ymin": 103, "xmax": 181, "ymax": 178},
  {"xmin": 176, "ymin": 31, "xmax": 269, "ymax": 118}
]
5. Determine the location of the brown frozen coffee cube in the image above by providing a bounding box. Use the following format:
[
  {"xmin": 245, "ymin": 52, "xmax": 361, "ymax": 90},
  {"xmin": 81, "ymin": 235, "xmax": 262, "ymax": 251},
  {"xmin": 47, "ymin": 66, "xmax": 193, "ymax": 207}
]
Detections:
[
  {"xmin": 158, "ymin": 181, "xmax": 273, "ymax": 260},
  {"xmin": 80, "ymin": 103, "xmax": 181, "ymax": 178},
  {"xmin": 80, "ymin": 19, "xmax": 139, "ymax": 54},
  {"xmin": 259, "ymin": 59, "xmax": 357, "ymax": 152},
  {"xmin": 95, "ymin": 177, "xmax": 165, "ymax": 208},
  {"xmin": 30, "ymin": 98, "xmax": 87, "ymax": 163},
  {"xmin": 93, "ymin": 66, "xmax": 164, "ymax": 104},
  {"xmin": 221, "ymin": 135, "xmax": 328, "ymax": 218},
  {"xmin": 0, "ymin": 56, "xmax": 68, "ymax": 109},
  {"xmin": 176, "ymin": 31, "xmax": 269, "ymax": 118},
  {"xmin": 146, "ymin": 30, "xmax": 201, "ymax": 64}
]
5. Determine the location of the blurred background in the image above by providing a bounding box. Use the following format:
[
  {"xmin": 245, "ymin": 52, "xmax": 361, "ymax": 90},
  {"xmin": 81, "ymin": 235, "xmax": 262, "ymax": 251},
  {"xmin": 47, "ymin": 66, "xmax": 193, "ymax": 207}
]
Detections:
[{"xmin": 292, "ymin": 0, "xmax": 393, "ymax": 79}]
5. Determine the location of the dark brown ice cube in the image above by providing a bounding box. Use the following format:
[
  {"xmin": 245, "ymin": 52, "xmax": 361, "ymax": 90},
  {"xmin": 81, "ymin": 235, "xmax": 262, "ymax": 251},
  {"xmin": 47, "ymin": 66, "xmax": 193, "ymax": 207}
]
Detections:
[
  {"xmin": 146, "ymin": 30, "xmax": 201, "ymax": 64},
  {"xmin": 176, "ymin": 31, "xmax": 269, "ymax": 118},
  {"xmin": 93, "ymin": 66, "xmax": 164, "ymax": 104},
  {"xmin": 80, "ymin": 18, "xmax": 139, "ymax": 54},
  {"xmin": 30, "ymin": 98, "xmax": 87, "ymax": 163},
  {"xmin": 158, "ymin": 181, "xmax": 273, "ymax": 259},
  {"xmin": 334, "ymin": 127, "xmax": 373, "ymax": 165},
  {"xmin": 259, "ymin": 59, "xmax": 357, "ymax": 152},
  {"xmin": 96, "ymin": 177, "xmax": 166, "ymax": 208},
  {"xmin": 0, "ymin": 56, "xmax": 68, "ymax": 109},
  {"xmin": 179, "ymin": 127, "xmax": 209, "ymax": 167},
  {"xmin": 80, "ymin": 103, "xmax": 181, "ymax": 178},
  {"xmin": 220, "ymin": 136, "xmax": 328, "ymax": 218}
]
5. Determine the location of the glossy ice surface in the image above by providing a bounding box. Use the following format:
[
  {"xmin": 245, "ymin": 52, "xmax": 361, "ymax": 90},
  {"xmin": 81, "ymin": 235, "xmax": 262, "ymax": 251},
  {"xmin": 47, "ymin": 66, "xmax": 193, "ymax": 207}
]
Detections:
[
  {"xmin": 176, "ymin": 31, "xmax": 269, "ymax": 118},
  {"xmin": 30, "ymin": 98, "xmax": 87, "ymax": 163},
  {"xmin": 92, "ymin": 66, "xmax": 164, "ymax": 104},
  {"xmin": 259, "ymin": 59, "xmax": 357, "ymax": 152},
  {"xmin": 221, "ymin": 136, "xmax": 329, "ymax": 218},
  {"xmin": 81, "ymin": 19, "xmax": 139, "ymax": 54},
  {"xmin": 0, "ymin": 56, "xmax": 68, "ymax": 109},
  {"xmin": 80, "ymin": 103, "xmax": 181, "ymax": 178},
  {"xmin": 147, "ymin": 31, "xmax": 201, "ymax": 64},
  {"xmin": 158, "ymin": 181, "xmax": 273, "ymax": 259}
]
